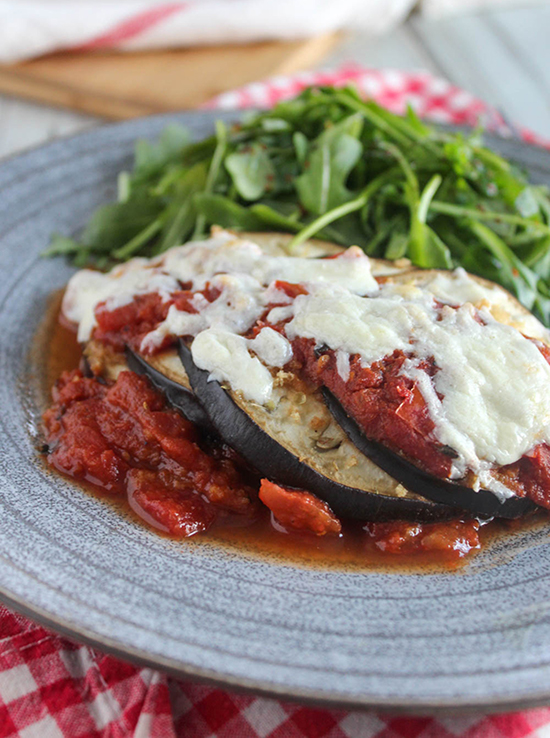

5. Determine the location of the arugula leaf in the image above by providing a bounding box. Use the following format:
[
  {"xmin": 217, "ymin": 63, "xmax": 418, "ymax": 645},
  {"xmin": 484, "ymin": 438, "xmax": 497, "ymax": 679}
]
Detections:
[
  {"xmin": 385, "ymin": 231, "xmax": 409, "ymax": 260},
  {"xmin": 249, "ymin": 203, "xmax": 301, "ymax": 232},
  {"xmin": 192, "ymin": 120, "xmax": 227, "ymax": 239},
  {"xmin": 293, "ymin": 132, "xmax": 308, "ymax": 165},
  {"xmin": 133, "ymin": 124, "xmax": 190, "ymax": 181},
  {"xmin": 193, "ymin": 193, "xmax": 265, "ymax": 231},
  {"xmin": 408, "ymin": 174, "xmax": 453, "ymax": 269},
  {"xmin": 225, "ymin": 142, "xmax": 275, "ymax": 201},
  {"xmin": 467, "ymin": 220, "xmax": 539, "ymax": 310},
  {"xmin": 295, "ymin": 114, "xmax": 363, "ymax": 215},
  {"xmin": 42, "ymin": 233, "xmax": 81, "ymax": 257},
  {"xmin": 79, "ymin": 193, "xmax": 164, "ymax": 254},
  {"xmin": 515, "ymin": 187, "xmax": 540, "ymax": 218},
  {"xmin": 155, "ymin": 162, "xmax": 208, "ymax": 252}
]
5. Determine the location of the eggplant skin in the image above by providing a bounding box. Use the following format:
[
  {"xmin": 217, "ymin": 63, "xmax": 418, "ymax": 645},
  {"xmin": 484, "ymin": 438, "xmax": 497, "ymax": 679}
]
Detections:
[
  {"xmin": 323, "ymin": 389, "xmax": 535, "ymax": 520},
  {"xmin": 125, "ymin": 346, "xmax": 213, "ymax": 430},
  {"xmin": 178, "ymin": 340, "xmax": 460, "ymax": 522}
]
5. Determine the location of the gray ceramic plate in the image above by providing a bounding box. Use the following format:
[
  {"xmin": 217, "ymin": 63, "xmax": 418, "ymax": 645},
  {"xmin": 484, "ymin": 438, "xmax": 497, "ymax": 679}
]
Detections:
[{"xmin": 3, "ymin": 112, "xmax": 550, "ymax": 714}]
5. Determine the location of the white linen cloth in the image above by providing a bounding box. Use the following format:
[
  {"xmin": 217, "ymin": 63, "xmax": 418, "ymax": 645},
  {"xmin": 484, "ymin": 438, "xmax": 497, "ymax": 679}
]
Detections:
[
  {"xmin": 421, "ymin": 0, "xmax": 548, "ymax": 18},
  {"xmin": 1, "ymin": 0, "xmax": 545, "ymax": 64},
  {"xmin": 0, "ymin": 0, "xmax": 416, "ymax": 64}
]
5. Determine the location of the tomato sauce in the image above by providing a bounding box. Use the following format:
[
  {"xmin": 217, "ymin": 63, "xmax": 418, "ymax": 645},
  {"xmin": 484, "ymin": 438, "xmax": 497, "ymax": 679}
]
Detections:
[
  {"xmin": 44, "ymin": 368, "xmax": 257, "ymax": 536},
  {"xmin": 93, "ymin": 285, "xmax": 221, "ymax": 354}
]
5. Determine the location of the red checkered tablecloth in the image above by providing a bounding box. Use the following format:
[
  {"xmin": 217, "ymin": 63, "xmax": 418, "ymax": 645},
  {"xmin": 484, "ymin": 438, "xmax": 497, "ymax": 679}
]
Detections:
[{"xmin": 2, "ymin": 66, "xmax": 550, "ymax": 738}]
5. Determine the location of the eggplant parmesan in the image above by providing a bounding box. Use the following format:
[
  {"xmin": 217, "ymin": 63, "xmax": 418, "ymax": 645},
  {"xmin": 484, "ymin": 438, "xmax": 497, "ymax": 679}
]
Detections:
[{"xmin": 44, "ymin": 228, "xmax": 550, "ymax": 561}]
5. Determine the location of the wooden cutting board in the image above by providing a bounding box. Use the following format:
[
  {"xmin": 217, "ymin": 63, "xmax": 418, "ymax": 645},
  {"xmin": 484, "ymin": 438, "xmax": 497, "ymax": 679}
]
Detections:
[{"xmin": 0, "ymin": 35, "xmax": 338, "ymax": 119}]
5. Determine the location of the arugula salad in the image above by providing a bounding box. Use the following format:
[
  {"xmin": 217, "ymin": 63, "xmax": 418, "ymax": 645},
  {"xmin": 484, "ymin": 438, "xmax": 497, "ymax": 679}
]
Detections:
[{"xmin": 45, "ymin": 85, "xmax": 550, "ymax": 326}]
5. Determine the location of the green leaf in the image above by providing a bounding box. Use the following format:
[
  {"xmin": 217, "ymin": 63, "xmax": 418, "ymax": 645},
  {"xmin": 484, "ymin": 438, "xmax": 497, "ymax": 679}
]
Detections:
[
  {"xmin": 467, "ymin": 220, "xmax": 539, "ymax": 309},
  {"xmin": 524, "ymin": 237, "xmax": 550, "ymax": 281},
  {"xmin": 80, "ymin": 194, "xmax": 163, "ymax": 254},
  {"xmin": 225, "ymin": 142, "xmax": 275, "ymax": 201},
  {"xmin": 261, "ymin": 118, "xmax": 290, "ymax": 132},
  {"xmin": 73, "ymin": 249, "xmax": 93, "ymax": 268},
  {"xmin": 193, "ymin": 193, "xmax": 264, "ymax": 231},
  {"xmin": 112, "ymin": 217, "xmax": 165, "ymax": 260},
  {"xmin": 293, "ymin": 132, "xmax": 308, "ymax": 165},
  {"xmin": 429, "ymin": 200, "xmax": 550, "ymax": 234},
  {"xmin": 444, "ymin": 135, "xmax": 477, "ymax": 179},
  {"xmin": 295, "ymin": 113, "xmax": 363, "ymax": 215},
  {"xmin": 320, "ymin": 212, "xmax": 370, "ymax": 249},
  {"xmin": 289, "ymin": 170, "xmax": 392, "ymax": 250},
  {"xmin": 515, "ymin": 187, "xmax": 540, "ymax": 218},
  {"xmin": 133, "ymin": 124, "xmax": 190, "ymax": 180},
  {"xmin": 533, "ymin": 186, "xmax": 550, "ymax": 222},
  {"xmin": 404, "ymin": 170, "xmax": 452, "ymax": 269},
  {"xmin": 117, "ymin": 171, "xmax": 131, "ymax": 202},
  {"xmin": 471, "ymin": 146, "xmax": 527, "ymax": 208},
  {"xmin": 156, "ymin": 162, "xmax": 208, "ymax": 252},
  {"xmin": 42, "ymin": 233, "xmax": 81, "ymax": 257},
  {"xmin": 192, "ymin": 120, "xmax": 228, "ymax": 239},
  {"xmin": 385, "ymin": 232, "xmax": 409, "ymax": 260},
  {"xmin": 405, "ymin": 104, "xmax": 432, "ymax": 137},
  {"xmin": 363, "ymin": 213, "xmax": 406, "ymax": 256},
  {"xmin": 249, "ymin": 203, "xmax": 301, "ymax": 232},
  {"xmin": 420, "ymin": 227, "xmax": 453, "ymax": 269}
]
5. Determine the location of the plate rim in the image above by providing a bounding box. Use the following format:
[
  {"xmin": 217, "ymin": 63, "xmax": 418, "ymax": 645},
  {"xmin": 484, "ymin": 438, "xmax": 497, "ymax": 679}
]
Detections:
[
  {"xmin": 6, "ymin": 583, "xmax": 550, "ymax": 716},
  {"xmin": 2, "ymin": 110, "xmax": 550, "ymax": 714}
]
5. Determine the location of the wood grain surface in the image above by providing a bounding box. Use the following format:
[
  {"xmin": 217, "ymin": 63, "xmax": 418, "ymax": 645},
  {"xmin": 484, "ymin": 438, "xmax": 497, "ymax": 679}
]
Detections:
[{"xmin": 0, "ymin": 35, "xmax": 338, "ymax": 120}]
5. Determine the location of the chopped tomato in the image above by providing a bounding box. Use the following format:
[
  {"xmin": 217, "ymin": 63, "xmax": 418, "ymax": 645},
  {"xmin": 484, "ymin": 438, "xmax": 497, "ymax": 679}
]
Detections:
[
  {"xmin": 43, "ymin": 370, "xmax": 256, "ymax": 535},
  {"xmin": 517, "ymin": 444, "xmax": 550, "ymax": 509},
  {"xmin": 290, "ymin": 339, "xmax": 453, "ymax": 479},
  {"xmin": 365, "ymin": 519, "xmax": 480, "ymax": 559},
  {"xmin": 273, "ymin": 281, "xmax": 309, "ymax": 299},
  {"xmin": 127, "ymin": 469, "xmax": 215, "ymax": 537},
  {"xmin": 535, "ymin": 340, "xmax": 550, "ymax": 366},
  {"xmin": 259, "ymin": 480, "xmax": 341, "ymax": 536},
  {"xmin": 93, "ymin": 283, "xmax": 222, "ymax": 354},
  {"xmin": 94, "ymin": 293, "xmax": 173, "ymax": 352}
]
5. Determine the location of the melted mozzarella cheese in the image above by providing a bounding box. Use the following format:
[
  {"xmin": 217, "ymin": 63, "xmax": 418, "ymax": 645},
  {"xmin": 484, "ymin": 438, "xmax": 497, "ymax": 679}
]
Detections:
[
  {"xmin": 336, "ymin": 350, "xmax": 350, "ymax": 382},
  {"xmin": 419, "ymin": 268, "xmax": 550, "ymax": 342},
  {"xmin": 63, "ymin": 262, "xmax": 179, "ymax": 343},
  {"xmin": 190, "ymin": 326, "xmax": 292, "ymax": 404},
  {"xmin": 141, "ymin": 273, "xmax": 264, "ymax": 353},
  {"xmin": 63, "ymin": 229, "xmax": 550, "ymax": 494},
  {"xmin": 285, "ymin": 284, "xmax": 423, "ymax": 364},
  {"xmin": 249, "ymin": 328, "xmax": 292, "ymax": 368},
  {"xmin": 191, "ymin": 328, "xmax": 275, "ymax": 405},
  {"xmin": 162, "ymin": 234, "xmax": 378, "ymax": 295}
]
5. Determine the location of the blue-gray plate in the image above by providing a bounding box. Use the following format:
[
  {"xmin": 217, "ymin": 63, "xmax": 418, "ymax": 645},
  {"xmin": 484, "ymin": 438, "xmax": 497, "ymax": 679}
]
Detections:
[{"xmin": 2, "ymin": 112, "xmax": 550, "ymax": 713}]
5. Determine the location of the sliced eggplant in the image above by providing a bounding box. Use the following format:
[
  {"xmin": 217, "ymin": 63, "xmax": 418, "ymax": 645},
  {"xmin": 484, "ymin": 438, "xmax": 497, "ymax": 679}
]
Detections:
[
  {"xmin": 322, "ymin": 388, "xmax": 535, "ymax": 520},
  {"xmin": 178, "ymin": 339, "xmax": 460, "ymax": 522},
  {"xmin": 382, "ymin": 267, "xmax": 550, "ymax": 344},
  {"xmin": 83, "ymin": 340, "xmax": 127, "ymax": 382},
  {"xmin": 240, "ymin": 230, "xmax": 411, "ymax": 276},
  {"xmin": 125, "ymin": 346, "xmax": 212, "ymax": 430}
]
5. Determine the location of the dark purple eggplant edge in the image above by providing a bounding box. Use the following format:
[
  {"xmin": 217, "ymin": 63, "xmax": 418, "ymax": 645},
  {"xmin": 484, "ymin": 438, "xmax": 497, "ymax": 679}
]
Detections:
[
  {"xmin": 177, "ymin": 340, "xmax": 460, "ymax": 522},
  {"xmin": 322, "ymin": 388, "xmax": 535, "ymax": 520},
  {"xmin": 125, "ymin": 346, "xmax": 213, "ymax": 431}
]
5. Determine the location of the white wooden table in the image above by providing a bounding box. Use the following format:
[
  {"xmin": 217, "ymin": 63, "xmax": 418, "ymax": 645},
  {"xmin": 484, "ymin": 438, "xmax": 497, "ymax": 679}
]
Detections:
[{"xmin": 1, "ymin": 5, "xmax": 549, "ymax": 160}]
